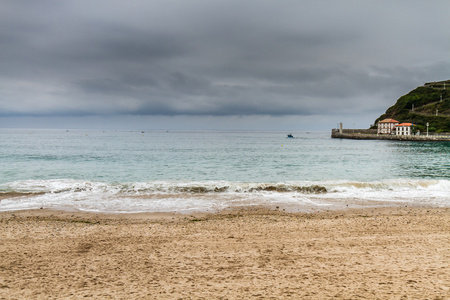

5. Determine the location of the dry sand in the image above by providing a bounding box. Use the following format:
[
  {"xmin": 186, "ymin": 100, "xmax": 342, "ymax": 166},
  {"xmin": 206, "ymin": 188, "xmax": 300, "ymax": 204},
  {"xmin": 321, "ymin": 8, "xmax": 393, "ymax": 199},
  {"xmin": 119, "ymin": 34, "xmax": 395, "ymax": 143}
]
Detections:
[{"xmin": 1, "ymin": 206, "xmax": 449, "ymax": 299}]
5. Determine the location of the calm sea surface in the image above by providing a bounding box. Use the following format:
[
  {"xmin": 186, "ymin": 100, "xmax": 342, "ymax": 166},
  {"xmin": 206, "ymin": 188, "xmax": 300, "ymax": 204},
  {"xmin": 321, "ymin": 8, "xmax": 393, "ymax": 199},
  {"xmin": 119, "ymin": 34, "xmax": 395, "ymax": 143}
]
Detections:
[{"xmin": 1, "ymin": 129, "xmax": 449, "ymax": 213}]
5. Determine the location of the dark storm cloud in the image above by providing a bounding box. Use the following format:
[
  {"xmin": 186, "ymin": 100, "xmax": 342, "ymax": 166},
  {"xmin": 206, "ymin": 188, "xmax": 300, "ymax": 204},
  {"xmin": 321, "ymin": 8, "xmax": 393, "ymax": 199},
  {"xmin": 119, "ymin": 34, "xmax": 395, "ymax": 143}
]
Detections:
[{"xmin": 1, "ymin": 0, "xmax": 449, "ymax": 128}]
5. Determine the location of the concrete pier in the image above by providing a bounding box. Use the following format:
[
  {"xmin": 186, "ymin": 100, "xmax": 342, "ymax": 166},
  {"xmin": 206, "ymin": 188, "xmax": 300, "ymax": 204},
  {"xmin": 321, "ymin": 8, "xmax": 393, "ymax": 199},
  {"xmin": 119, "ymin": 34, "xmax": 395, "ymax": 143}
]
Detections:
[{"xmin": 331, "ymin": 129, "xmax": 450, "ymax": 142}]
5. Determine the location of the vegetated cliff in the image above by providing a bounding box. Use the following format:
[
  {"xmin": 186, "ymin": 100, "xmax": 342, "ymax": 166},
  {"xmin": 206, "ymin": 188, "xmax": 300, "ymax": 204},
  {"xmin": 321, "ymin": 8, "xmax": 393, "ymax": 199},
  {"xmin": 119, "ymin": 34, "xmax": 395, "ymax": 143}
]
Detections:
[{"xmin": 373, "ymin": 80, "xmax": 450, "ymax": 133}]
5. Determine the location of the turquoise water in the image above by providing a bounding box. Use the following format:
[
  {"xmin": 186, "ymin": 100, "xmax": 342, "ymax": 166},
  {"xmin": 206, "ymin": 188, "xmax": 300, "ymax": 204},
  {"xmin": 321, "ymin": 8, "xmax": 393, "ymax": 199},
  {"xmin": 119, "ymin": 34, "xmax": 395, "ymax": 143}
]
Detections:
[{"xmin": 1, "ymin": 129, "xmax": 449, "ymax": 213}]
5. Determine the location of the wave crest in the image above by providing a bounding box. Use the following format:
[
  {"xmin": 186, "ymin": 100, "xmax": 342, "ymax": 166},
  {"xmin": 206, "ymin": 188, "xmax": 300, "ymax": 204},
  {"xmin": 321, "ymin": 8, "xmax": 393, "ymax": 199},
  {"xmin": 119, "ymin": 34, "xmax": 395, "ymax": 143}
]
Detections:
[
  {"xmin": 248, "ymin": 184, "xmax": 327, "ymax": 194},
  {"xmin": 1, "ymin": 179, "xmax": 449, "ymax": 213}
]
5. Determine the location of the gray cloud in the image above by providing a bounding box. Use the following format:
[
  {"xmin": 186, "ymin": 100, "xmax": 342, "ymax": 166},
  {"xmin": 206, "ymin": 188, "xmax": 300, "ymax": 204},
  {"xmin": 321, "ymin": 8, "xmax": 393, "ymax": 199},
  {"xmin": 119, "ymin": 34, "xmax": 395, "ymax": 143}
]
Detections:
[{"xmin": 1, "ymin": 0, "xmax": 449, "ymax": 129}]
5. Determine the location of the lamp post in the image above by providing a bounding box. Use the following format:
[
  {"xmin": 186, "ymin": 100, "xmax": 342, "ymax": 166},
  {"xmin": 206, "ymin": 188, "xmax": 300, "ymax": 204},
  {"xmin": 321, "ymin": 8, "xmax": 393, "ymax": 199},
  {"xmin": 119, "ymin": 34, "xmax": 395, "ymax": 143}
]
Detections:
[{"xmin": 426, "ymin": 122, "xmax": 429, "ymax": 137}]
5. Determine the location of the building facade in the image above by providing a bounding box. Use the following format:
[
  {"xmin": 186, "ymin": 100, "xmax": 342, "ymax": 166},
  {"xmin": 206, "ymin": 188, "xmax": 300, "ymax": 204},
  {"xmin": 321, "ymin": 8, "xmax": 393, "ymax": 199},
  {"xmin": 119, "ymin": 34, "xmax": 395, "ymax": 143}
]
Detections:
[
  {"xmin": 395, "ymin": 123, "xmax": 413, "ymax": 136},
  {"xmin": 377, "ymin": 118, "xmax": 399, "ymax": 134}
]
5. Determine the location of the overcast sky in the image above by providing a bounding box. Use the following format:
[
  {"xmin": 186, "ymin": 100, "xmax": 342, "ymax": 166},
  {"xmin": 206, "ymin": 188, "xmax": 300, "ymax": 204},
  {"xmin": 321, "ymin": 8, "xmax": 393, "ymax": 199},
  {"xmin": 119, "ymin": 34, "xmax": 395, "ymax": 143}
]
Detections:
[{"xmin": 1, "ymin": 1, "xmax": 449, "ymax": 131}]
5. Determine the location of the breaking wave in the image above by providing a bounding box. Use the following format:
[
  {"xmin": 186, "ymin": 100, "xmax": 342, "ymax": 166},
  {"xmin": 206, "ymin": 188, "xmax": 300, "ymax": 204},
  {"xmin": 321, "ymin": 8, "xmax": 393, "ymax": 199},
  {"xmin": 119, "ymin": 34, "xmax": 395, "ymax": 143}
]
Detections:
[
  {"xmin": 0, "ymin": 179, "xmax": 449, "ymax": 213},
  {"xmin": 0, "ymin": 180, "xmax": 328, "ymax": 195}
]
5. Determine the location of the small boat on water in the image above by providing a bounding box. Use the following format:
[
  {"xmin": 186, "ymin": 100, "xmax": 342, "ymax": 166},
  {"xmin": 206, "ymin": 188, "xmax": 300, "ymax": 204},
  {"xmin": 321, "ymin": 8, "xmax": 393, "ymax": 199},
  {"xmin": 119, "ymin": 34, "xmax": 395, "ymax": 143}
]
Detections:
[{"xmin": 287, "ymin": 134, "xmax": 294, "ymax": 138}]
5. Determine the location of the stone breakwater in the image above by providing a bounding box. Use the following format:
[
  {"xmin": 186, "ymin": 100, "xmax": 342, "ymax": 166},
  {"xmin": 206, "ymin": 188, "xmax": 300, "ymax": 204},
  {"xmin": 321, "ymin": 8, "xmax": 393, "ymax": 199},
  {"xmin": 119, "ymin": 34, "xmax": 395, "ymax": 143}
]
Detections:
[{"xmin": 331, "ymin": 129, "xmax": 450, "ymax": 141}]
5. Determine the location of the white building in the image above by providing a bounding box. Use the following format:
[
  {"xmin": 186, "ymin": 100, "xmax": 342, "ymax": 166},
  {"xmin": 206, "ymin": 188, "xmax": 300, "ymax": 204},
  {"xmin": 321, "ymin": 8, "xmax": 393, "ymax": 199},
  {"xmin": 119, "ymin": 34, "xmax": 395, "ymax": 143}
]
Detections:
[
  {"xmin": 377, "ymin": 118, "xmax": 399, "ymax": 134},
  {"xmin": 395, "ymin": 123, "xmax": 413, "ymax": 136}
]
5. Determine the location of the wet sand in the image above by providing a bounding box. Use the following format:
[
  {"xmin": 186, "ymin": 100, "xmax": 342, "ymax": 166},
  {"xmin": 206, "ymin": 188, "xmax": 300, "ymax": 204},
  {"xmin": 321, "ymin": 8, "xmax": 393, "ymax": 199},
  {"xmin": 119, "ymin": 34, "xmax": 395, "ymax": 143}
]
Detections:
[{"xmin": 1, "ymin": 206, "xmax": 449, "ymax": 299}]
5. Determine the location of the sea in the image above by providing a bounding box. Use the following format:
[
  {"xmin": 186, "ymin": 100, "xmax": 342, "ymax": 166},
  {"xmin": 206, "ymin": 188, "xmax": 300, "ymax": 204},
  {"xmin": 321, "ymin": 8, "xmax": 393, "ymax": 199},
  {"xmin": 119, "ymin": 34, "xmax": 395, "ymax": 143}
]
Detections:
[{"xmin": 1, "ymin": 129, "xmax": 449, "ymax": 214}]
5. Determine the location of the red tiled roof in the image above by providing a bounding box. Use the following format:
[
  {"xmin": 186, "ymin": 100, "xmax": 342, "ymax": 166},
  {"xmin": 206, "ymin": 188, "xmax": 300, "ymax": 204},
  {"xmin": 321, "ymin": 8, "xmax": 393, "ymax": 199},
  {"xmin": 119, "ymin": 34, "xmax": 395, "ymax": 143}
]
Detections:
[
  {"xmin": 396, "ymin": 123, "xmax": 413, "ymax": 127},
  {"xmin": 379, "ymin": 118, "xmax": 399, "ymax": 123}
]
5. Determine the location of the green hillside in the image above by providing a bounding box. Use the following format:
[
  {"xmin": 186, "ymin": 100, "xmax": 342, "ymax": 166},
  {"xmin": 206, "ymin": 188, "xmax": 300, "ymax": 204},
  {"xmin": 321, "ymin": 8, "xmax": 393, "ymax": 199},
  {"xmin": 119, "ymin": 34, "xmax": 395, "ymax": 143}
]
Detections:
[{"xmin": 373, "ymin": 80, "xmax": 450, "ymax": 133}]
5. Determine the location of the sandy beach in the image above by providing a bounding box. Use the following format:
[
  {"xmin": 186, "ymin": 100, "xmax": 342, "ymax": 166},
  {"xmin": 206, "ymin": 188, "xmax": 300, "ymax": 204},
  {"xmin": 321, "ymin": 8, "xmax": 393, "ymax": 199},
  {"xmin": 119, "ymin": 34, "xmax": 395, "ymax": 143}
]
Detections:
[{"xmin": 1, "ymin": 206, "xmax": 449, "ymax": 299}]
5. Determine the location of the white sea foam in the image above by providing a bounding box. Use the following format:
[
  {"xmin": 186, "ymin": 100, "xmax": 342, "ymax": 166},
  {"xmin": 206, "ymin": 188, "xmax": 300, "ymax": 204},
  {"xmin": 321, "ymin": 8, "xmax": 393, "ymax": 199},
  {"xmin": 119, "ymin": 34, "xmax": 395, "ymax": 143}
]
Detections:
[{"xmin": 1, "ymin": 179, "xmax": 449, "ymax": 213}]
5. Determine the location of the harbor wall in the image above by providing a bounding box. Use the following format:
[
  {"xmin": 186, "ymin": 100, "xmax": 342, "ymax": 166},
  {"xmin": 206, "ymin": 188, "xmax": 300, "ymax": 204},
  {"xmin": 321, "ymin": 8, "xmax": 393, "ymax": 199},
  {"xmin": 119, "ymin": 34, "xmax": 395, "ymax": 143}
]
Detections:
[{"xmin": 331, "ymin": 129, "xmax": 450, "ymax": 141}]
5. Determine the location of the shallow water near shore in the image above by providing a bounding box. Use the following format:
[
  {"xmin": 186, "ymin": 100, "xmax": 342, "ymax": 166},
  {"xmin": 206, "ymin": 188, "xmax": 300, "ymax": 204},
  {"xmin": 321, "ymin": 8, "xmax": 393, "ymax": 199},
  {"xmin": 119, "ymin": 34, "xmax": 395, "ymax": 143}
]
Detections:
[{"xmin": 1, "ymin": 129, "xmax": 449, "ymax": 213}]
